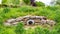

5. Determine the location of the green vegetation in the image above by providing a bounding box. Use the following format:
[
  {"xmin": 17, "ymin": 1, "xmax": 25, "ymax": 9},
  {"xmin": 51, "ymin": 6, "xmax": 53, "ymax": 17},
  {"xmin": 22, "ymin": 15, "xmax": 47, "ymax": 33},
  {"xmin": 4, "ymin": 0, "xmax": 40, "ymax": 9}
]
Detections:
[
  {"xmin": 0, "ymin": 0, "xmax": 60, "ymax": 34},
  {"xmin": 23, "ymin": 0, "xmax": 30, "ymax": 5},
  {"xmin": 12, "ymin": 0, "xmax": 20, "ymax": 5},
  {"xmin": 57, "ymin": 0, "xmax": 60, "ymax": 5},
  {"xmin": 0, "ymin": 5, "xmax": 60, "ymax": 34},
  {"xmin": 15, "ymin": 22, "xmax": 25, "ymax": 34},
  {"xmin": 35, "ymin": 2, "xmax": 45, "ymax": 7}
]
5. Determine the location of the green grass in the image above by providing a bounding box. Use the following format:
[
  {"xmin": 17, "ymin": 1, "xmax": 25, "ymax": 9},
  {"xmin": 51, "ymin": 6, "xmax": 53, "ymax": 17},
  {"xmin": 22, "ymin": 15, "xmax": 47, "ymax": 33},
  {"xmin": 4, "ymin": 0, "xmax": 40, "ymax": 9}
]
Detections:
[{"xmin": 0, "ymin": 6, "xmax": 60, "ymax": 34}]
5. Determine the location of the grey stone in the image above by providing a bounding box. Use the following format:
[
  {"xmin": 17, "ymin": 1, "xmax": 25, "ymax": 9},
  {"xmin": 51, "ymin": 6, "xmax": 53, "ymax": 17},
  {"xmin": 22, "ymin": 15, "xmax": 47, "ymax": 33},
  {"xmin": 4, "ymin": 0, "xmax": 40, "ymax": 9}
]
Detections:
[
  {"xmin": 4, "ymin": 15, "xmax": 56, "ymax": 26},
  {"xmin": 46, "ymin": 20, "xmax": 56, "ymax": 26},
  {"xmin": 7, "ymin": 19, "xmax": 16, "ymax": 23}
]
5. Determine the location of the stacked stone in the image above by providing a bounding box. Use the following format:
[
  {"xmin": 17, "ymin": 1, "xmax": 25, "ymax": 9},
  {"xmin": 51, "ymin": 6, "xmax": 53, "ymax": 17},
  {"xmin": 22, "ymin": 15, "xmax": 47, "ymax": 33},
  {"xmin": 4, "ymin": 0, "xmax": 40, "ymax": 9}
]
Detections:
[{"xmin": 4, "ymin": 15, "xmax": 56, "ymax": 27}]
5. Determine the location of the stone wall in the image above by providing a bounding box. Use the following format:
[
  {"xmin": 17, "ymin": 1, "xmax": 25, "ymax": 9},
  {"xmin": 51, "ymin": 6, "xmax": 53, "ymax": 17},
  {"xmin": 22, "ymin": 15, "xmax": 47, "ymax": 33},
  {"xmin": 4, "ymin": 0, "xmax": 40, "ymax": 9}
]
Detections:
[{"xmin": 4, "ymin": 15, "xmax": 56, "ymax": 27}]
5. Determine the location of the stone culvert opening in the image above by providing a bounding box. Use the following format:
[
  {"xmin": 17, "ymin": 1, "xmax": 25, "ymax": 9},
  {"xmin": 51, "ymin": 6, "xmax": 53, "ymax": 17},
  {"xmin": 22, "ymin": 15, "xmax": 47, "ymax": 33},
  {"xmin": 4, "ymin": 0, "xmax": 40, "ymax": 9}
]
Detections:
[{"xmin": 27, "ymin": 19, "xmax": 34, "ymax": 25}]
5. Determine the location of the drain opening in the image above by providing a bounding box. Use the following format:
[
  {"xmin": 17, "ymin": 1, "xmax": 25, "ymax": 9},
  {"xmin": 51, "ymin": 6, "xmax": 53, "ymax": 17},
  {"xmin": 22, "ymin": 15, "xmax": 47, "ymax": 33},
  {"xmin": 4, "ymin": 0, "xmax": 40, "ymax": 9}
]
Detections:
[{"xmin": 27, "ymin": 20, "xmax": 34, "ymax": 25}]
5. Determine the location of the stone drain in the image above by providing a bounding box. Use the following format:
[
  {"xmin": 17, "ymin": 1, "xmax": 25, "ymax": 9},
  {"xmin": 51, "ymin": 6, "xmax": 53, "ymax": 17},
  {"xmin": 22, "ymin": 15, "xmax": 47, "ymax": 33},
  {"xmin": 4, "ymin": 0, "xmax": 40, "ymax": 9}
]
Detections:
[{"xmin": 4, "ymin": 15, "xmax": 56, "ymax": 27}]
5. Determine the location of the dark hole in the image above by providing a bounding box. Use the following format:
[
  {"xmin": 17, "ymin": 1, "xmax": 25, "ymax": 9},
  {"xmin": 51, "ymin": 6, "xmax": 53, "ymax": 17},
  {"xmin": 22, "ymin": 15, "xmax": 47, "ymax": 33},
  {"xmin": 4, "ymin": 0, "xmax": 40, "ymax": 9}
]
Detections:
[{"xmin": 28, "ymin": 21, "xmax": 33, "ymax": 25}]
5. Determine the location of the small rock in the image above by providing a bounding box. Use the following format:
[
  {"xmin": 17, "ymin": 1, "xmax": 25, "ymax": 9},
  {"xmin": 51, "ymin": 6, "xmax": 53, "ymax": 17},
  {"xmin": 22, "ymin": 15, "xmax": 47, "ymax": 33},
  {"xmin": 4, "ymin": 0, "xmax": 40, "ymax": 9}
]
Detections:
[
  {"xmin": 40, "ymin": 19, "xmax": 47, "ymax": 25},
  {"xmin": 7, "ymin": 19, "xmax": 16, "ymax": 23},
  {"xmin": 16, "ymin": 17, "xmax": 22, "ymax": 22},
  {"xmin": 4, "ymin": 22, "xmax": 11, "ymax": 26},
  {"xmin": 46, "ymin": 20, "xmax": 56, "ymax": 26}
]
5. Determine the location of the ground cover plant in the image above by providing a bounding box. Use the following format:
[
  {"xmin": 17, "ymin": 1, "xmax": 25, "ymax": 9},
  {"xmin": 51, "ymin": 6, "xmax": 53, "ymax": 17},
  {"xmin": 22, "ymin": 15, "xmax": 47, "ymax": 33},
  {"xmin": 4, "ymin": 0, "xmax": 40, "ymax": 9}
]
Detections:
[
  {"xmin": 0, "ymin": 0, "xmax": 60, "ymax": 34},
  {"xmin": 0, "ymin": 5, "xmax": 60, "ymax": 34}
]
